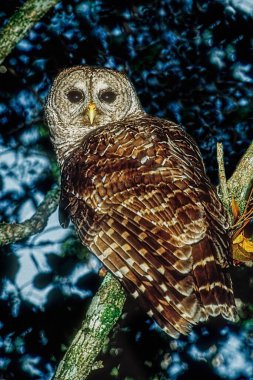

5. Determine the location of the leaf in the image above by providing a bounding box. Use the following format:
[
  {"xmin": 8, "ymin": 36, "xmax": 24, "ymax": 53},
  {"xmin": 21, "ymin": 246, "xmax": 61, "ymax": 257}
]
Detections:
[
  {"xmin": 231, "ymin": 187, "xmax": 253, "ymax": 263},
  {"xmin": 232, "ymin": 232, "xmax": 253, "ymax": 262}
]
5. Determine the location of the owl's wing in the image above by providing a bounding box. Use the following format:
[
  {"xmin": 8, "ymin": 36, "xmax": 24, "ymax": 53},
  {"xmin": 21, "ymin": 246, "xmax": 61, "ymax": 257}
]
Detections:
[
  {"xmin": 78, "ymin": 182, "xmax": 235, "ymax": 337},
  {"xmin": 60, "ymin": 118, "xmax": 236, "ymax": 337}
]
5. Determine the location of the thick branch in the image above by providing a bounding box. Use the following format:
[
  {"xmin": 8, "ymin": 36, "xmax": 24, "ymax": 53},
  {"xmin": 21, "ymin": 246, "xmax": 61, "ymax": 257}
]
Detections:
[
  {"xmin": 53, "ymin": 273, "xmax": 126, "ymax": 380},
  {"xmin": 0, "ymin": 0, "xmax": 60, "ymax": 65},
  {"xmin": 0, "ymin": 188, "xmax": 59, "ymax": 246}
]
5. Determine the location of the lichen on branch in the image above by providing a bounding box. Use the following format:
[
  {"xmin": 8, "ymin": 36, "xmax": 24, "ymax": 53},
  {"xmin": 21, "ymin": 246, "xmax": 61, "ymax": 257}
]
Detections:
[
  {"xmin": 53, "ymin": 273, "xmax": 126, "ymax": 380},
  {"xmin": 217, "ymin": 140, "xmax": 253, "ymax": 216},
  {"xmin": 0, "ymin": 0, "xmax": 60, "ymax": 65},
  {"xmin": 0, "ymin": 188, "xmax": 59, "ymax": 246},
  {"xmin": 227, "ymin": 140, "xmax": 253, "ymax": 212}
]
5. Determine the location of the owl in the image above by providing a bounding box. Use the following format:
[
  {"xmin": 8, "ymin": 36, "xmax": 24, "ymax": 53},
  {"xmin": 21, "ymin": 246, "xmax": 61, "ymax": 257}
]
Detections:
[{"xmin": 45, "ymin": 66, "xmax": 236, "ymax": 337}]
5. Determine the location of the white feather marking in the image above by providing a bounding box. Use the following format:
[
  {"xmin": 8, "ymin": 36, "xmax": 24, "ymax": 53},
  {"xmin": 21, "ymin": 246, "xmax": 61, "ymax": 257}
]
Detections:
[
  {"xmin": 140, "ymin": 263, "xmax": 149, "ymax": 272},
  {"xmin": 160, "ymin": 283, "xmax": 168, "ymax": 292},
  {"xmin": 192, "ymin": 256, "xmax": 215, "ymax": 270},
  {"xmin": 132, "ymin": 290, "xmax": 139, "ymax": 299},
  {"xmin": 126, "ymin": 257, "xmax": 135, "ymax": 266},
  {"xmin": 115, "ymin": 270, "xmax": 123, "ymax": 279},
  {"xmin": 157, "ymin": 304, "xmax": 164, "ymax": 313},
  {"xmin": 140, "ymin": 156, "xmax": 148, "ymax": 164},
  {"xmin": 147, "ymin": 310, "xmax": 154, "ymax": 317},
  {"xmin": 158, "ymin": 266, "xmax": 165, "ymax": 275},
  {"xmin": 121, "ymin": 266, "xmax": 130, "ymax": 275}
]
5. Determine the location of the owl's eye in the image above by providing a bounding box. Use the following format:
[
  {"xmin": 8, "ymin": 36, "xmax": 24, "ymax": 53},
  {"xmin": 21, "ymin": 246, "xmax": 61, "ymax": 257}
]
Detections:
[
  {"xmin": 99, "ymin": 90, "xmax": 117, "ymax": 104},
  {"xmin": 66, "ymin": 89, "xmax": 84, "ymax": 103}
]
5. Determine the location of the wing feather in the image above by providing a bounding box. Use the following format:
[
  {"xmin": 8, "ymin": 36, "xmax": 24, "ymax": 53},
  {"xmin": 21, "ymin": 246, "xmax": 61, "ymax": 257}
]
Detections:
[{"xmin": 90, "ymin": 218, "xmax": 197, "ymax": 336}]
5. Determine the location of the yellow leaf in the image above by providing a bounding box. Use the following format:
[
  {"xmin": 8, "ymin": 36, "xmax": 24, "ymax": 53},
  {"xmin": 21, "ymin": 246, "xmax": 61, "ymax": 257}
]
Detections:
[
  {"xmin": 240, "ymin": 237, "xmax": 253, "ymax": 253},
  {"xmin": 232, "ymin": 232, "xmax": 253, "ymax": 262},
  {"xmin": 233, "ymin": 233, "xmax": 244, "ymax": 245}
]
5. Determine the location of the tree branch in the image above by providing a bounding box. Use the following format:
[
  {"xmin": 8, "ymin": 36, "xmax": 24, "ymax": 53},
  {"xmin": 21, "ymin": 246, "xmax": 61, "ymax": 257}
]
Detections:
[
  {"xmin": 53, "ymin": 273, "xmax": 126, "ymax": 380},
  {"xmin": 0, "ymin": 188, "xmax": 59, "ymax": 246},
  {"xmin": 0, "ymin": 0, "xmax": 60, "ymax": 65},
  {"xmin": 227, "ymin": 140, "xmax": 253, "ymax": 211},
  {"xmin": 217, "ymin": 142, "xmax": 233, "ymax": 224}
]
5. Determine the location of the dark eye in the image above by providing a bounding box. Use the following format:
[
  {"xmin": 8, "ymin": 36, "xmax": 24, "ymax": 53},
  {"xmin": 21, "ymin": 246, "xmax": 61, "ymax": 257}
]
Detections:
[
  {"xmin": 99, "ymin": 90, "xmax": 117, "ymax": 103},
  {"xmin": 66, "ymin": 89, "xmax": 84, "ymax": 103}
]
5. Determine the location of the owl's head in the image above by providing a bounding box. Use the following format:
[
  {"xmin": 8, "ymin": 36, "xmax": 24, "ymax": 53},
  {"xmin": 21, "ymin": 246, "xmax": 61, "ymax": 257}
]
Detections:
[{"xmin": 45, "ymin": 66, "xmax": 144, "ymax": 164}]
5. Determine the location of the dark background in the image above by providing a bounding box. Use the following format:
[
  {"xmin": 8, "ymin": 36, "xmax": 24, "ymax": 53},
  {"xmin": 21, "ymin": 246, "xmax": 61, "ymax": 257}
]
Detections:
[{"xmin": 0, "ymin": 1, "xmax": 253, "ymax": 379}]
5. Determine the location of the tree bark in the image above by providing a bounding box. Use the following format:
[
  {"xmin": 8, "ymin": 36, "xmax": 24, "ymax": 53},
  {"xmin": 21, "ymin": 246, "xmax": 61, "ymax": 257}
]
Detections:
[
  {"xmin": 53, "ymin": 273, "xmax": 126, "ymax": 380},
  {"xmin": 227, "ymin": 140, "xmax": 253, "ymax": 212},
  {"xmin": 0, "ymin": 0, "xmax": 61, "ymax": 65},
  {"xmin": 0, "ymin": 188, "xmax": 60, "ymax": 246}
]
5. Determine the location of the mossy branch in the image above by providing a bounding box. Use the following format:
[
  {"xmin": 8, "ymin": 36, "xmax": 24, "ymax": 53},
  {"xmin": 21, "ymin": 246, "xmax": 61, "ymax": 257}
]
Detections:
[
  {"xmin": 53, "ymin": 273, "xmax": 126, "ymax": 380},
  {"xmin": 0, "ymin": 188, "xmax": 59, "ymax": 246},
  {"xmin": 0, "ymin": 0, "xmax": 60, "ymax": 65},
  {"xmin": 217, "ymin": 142, "xmax": 233, "ymax": 224},
  {"xmin": 227, "ymin": 140, "xmax": 253, "ymax": 212},
  {"xmin": 217, "ymin": 140, "xmax": 253, "ymax": 214}
]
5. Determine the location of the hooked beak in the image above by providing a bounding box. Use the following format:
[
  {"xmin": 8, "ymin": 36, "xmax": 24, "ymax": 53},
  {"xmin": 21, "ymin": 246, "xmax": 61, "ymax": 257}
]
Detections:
[{"xmin": 86, "ymin": 102, "xmax": 97, "ymax": 125}]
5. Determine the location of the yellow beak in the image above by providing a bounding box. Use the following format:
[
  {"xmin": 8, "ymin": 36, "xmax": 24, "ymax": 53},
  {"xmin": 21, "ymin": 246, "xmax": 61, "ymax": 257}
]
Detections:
[{"xmin": 86, "ymin": 102, "xmax": 97, "ymax": 125}]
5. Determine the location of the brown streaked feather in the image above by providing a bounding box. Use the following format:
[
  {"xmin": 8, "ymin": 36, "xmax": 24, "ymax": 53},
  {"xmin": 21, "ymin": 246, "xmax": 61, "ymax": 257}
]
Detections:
[
  {"xmin": 90, "ymin": 221, "xmax": 197, "ymax": 336},
  {"xmin": 60, "ymin": 115, "xmax": 236, "ymax": 336}
]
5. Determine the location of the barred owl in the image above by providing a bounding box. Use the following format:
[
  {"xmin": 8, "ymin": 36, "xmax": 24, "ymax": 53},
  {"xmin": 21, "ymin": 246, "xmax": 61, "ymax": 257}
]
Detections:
[{"xmin": 45, "ymin": 66, "xmax": 236, "ymax": 337}]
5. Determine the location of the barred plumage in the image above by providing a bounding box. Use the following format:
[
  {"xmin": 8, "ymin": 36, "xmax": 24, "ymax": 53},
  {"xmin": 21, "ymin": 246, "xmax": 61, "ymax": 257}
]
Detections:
[{"xmin": 46, "ymin": 66, "xmax": 236, "ymax": 337}]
